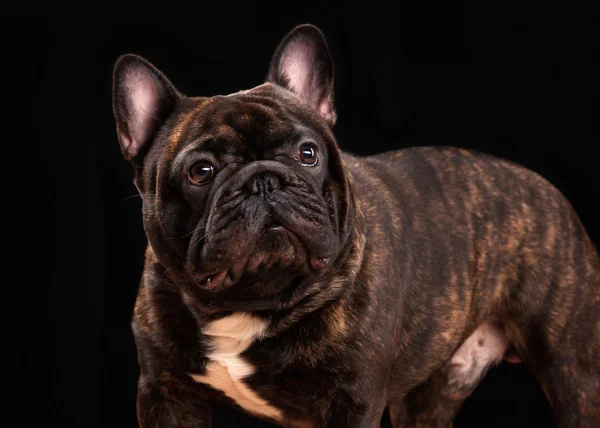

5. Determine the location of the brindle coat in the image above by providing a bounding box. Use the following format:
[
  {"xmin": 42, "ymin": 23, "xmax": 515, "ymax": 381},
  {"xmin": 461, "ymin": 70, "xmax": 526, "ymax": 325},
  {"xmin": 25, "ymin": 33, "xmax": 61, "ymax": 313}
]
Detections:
[{"xmin": 113, "ymin": 25, "xmax": 600, "ymax": 427}]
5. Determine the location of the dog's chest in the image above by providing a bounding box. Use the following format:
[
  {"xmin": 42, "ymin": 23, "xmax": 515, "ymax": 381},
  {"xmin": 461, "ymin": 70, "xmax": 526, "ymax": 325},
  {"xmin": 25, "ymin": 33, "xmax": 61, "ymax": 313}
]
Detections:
[{"xmin": 188, "ymin": 313, "xmax": 283, "ymax": 422}]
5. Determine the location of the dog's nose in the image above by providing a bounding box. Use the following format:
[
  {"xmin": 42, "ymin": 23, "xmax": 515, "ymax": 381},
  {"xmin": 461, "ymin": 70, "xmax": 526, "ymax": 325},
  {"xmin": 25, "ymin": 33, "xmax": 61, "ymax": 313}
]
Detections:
[{"xmin": 246, "ymin": 173, "xmax": 281, "ymax": 197}]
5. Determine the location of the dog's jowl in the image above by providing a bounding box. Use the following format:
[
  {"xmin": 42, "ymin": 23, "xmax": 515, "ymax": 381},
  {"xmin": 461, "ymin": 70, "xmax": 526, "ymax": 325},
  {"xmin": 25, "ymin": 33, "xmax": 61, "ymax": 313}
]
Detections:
[{"xmin": 113, "ymin": 24, "xmax": 600, "ymax": 427}]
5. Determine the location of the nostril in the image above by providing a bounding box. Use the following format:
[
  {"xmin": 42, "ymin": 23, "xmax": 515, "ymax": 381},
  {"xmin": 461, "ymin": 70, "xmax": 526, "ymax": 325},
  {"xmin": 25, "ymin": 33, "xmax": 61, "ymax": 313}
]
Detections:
[
  {"xmin": 247, "ymin": 176, "xmax": 262, "ymax": 195},
  {"xmin": 246, "ymin": 173, "xmax": 281, "ymax": 196},
  {"xmin": 264, "ymin": 173, "xmax": 280, "ymax": 193}
]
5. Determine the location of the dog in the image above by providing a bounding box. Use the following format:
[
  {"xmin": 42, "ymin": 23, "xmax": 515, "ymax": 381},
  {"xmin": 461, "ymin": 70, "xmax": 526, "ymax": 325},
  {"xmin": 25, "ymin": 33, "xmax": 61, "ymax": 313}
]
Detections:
[{"xmin": 112, "ymin": 24, "xmax": 600, "ymax": 427}]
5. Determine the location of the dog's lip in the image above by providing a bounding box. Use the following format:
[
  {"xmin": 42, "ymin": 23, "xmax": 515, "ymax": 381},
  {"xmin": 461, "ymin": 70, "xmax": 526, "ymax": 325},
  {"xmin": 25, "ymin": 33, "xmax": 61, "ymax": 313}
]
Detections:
[
  {"xmin": 310, "ymin": 254, "xmax": 330, "ymax": 271},
  {"xmin": 263, "ymin": 222, "xmax": 330, "ymax": 272},
  {"xmin": 196, "ymin": 270, "xmax": 229, "ymax": 290},
  {"xmin": 193, "ymin": 224, "xmax": 331, "ymax": 289}
]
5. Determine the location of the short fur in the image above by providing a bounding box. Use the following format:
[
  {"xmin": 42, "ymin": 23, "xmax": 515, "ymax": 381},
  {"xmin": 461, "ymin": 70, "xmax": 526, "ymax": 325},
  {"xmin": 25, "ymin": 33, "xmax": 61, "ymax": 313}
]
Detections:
[{"xmin": 113, "ymin": 25, "xmax": 600, "ymax": 427}]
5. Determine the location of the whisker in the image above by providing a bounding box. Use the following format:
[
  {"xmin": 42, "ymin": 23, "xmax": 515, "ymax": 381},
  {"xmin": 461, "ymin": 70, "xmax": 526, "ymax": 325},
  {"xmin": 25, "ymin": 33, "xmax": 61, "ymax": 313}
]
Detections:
[
  {"xmin": 182, "ymin": 227, "xmax": 210, "ymax": 245},
  {"xmin": 122, "ymin": 194, "xmax": 142, "ymax": 202},
  {"xmin": 191, "ymin": 231, "xmax": 210, "ymax": 246},
  {"xmin": 181, "ymin": 228, "xmax": 199, "ymax": 239}
]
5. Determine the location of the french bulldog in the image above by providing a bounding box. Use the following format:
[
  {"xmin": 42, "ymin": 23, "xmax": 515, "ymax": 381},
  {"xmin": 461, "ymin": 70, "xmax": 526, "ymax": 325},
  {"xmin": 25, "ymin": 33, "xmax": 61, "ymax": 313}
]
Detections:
[{"xmin": 112, "ymin": 24, "xmax": 600, "ymax": 427}]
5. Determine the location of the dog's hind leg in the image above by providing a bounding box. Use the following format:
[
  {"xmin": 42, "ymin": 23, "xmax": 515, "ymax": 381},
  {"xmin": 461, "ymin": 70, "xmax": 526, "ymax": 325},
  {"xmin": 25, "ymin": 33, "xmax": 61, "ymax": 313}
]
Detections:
[
  {"xmin": 516, "ymin": 283, "xmax": 600, "ymax": 427},
  {"xmin": 535, "ymin": 354, "xmax": 600, "ymax": 428},
  {"xmin": 507, "ymin": 214, "xmax": 600, "ymax": 427}
]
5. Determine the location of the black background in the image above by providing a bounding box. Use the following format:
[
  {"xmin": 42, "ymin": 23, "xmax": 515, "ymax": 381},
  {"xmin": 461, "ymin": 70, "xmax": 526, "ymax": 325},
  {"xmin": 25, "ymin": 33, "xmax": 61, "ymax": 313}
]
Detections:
[{"xmin": 11, "ymin": 3, "xmax": 596, "ymax": 427}]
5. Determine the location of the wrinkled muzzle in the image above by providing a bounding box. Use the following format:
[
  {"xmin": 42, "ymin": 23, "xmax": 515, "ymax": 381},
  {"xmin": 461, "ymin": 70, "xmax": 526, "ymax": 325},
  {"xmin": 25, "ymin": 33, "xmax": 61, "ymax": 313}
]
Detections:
[{"xmin": 186, "ymin": 161, "xmax": 336, "ymax": 291}]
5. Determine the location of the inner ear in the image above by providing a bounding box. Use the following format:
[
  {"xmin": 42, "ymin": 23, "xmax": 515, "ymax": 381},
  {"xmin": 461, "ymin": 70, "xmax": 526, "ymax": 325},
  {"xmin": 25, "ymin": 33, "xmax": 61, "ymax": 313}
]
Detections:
[
  {"xmin": 267, "ymin": 24, "xmax": 337, "ymax": 126},
  {"xmin": 113, "ymin": 54, "xmax": 180, "ymax": 162}
]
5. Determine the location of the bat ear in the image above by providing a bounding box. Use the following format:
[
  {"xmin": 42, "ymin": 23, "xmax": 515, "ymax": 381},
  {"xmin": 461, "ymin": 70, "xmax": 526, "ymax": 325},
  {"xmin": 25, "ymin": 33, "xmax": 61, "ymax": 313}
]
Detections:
[
  {"xmin": 112, "ymin": 54, "xmax": 180, "ymax": 163},
  {"xmin": 267, "ymin": 24, "xmax": 337, "ymax": 126}
]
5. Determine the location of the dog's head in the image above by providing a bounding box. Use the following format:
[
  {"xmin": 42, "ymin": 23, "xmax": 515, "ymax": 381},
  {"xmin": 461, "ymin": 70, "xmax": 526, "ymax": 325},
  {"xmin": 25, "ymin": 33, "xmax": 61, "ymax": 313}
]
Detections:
[{"xmin": 113, "ymin": 25, "xmax": 355, "ymax": 309}]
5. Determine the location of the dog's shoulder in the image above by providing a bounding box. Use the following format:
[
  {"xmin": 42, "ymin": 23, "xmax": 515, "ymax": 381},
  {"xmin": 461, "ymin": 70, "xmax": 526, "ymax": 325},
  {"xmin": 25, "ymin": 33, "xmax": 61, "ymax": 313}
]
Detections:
[{"xmin": 131, "ymin": 248, "xmax": 203, "ymax": 371}]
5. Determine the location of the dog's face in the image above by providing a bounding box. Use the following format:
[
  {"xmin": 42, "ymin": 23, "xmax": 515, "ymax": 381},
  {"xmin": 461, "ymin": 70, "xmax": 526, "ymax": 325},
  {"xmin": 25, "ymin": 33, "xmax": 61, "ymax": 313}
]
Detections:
[{"xmin": 113, "ymin": 25, "xmax": 354, "ymax": 309}]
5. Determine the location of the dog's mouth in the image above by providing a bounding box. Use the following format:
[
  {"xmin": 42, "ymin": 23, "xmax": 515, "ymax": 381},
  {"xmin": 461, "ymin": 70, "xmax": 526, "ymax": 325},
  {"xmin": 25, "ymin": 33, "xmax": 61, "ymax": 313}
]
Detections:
[
  {"xmin": 195, "ymin": 270, "xmax": 234, "ymax": 290},
  {"xmin": 192, "ymin": 222, "xmax": 330, "ymax": 292}
]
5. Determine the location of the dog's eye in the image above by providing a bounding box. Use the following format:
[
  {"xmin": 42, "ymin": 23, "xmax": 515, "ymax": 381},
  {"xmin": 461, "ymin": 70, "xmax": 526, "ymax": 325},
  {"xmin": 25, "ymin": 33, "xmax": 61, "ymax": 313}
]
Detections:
[
  {"xmin": 298, "ymin": 142, "xmax": 319, "ymax": 166},
  {"xmin": 187, "ymin": 162, "xmax": 215, "ymax": 185}
]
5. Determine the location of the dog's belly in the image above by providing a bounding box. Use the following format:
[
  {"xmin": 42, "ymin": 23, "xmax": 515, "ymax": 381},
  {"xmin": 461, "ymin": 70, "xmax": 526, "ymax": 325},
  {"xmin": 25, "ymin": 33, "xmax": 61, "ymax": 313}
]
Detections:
[
  {"xmin": 187, "ymin": 313, "xmax": 283, "ymax": 422},
  {"xmin": 441, "ymin": 320, "xmax": 512, "ymax": 399}
]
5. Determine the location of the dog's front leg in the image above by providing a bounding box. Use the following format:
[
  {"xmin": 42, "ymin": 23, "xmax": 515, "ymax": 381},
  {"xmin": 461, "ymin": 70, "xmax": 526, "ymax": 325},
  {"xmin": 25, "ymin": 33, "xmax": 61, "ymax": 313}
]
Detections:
[
  {"xmin": 136, "ymin": 372, "xmax": 212, "ymax": 428},
  {"xmin": 325, "ymin": 398, "xmax": 386, "ymax": 428}
]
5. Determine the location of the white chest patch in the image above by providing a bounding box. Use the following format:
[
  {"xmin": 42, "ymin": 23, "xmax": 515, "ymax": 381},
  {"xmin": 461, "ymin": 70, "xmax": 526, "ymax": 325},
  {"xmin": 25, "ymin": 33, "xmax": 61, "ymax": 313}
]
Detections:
[{"xmin": 188, "ymin": 312, "xmax": 283, "ymax": 422}]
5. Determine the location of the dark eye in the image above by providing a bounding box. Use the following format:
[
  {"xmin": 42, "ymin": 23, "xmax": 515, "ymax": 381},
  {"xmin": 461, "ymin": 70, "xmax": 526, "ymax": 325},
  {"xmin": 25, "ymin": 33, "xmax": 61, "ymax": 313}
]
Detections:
[
  {"xmin": 298, "ymin": 142, "xmax": 319, "ymax": 166},
  {"xmin": 187, "ymin": 162, "xmax": 215, "ymax": 185}
]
